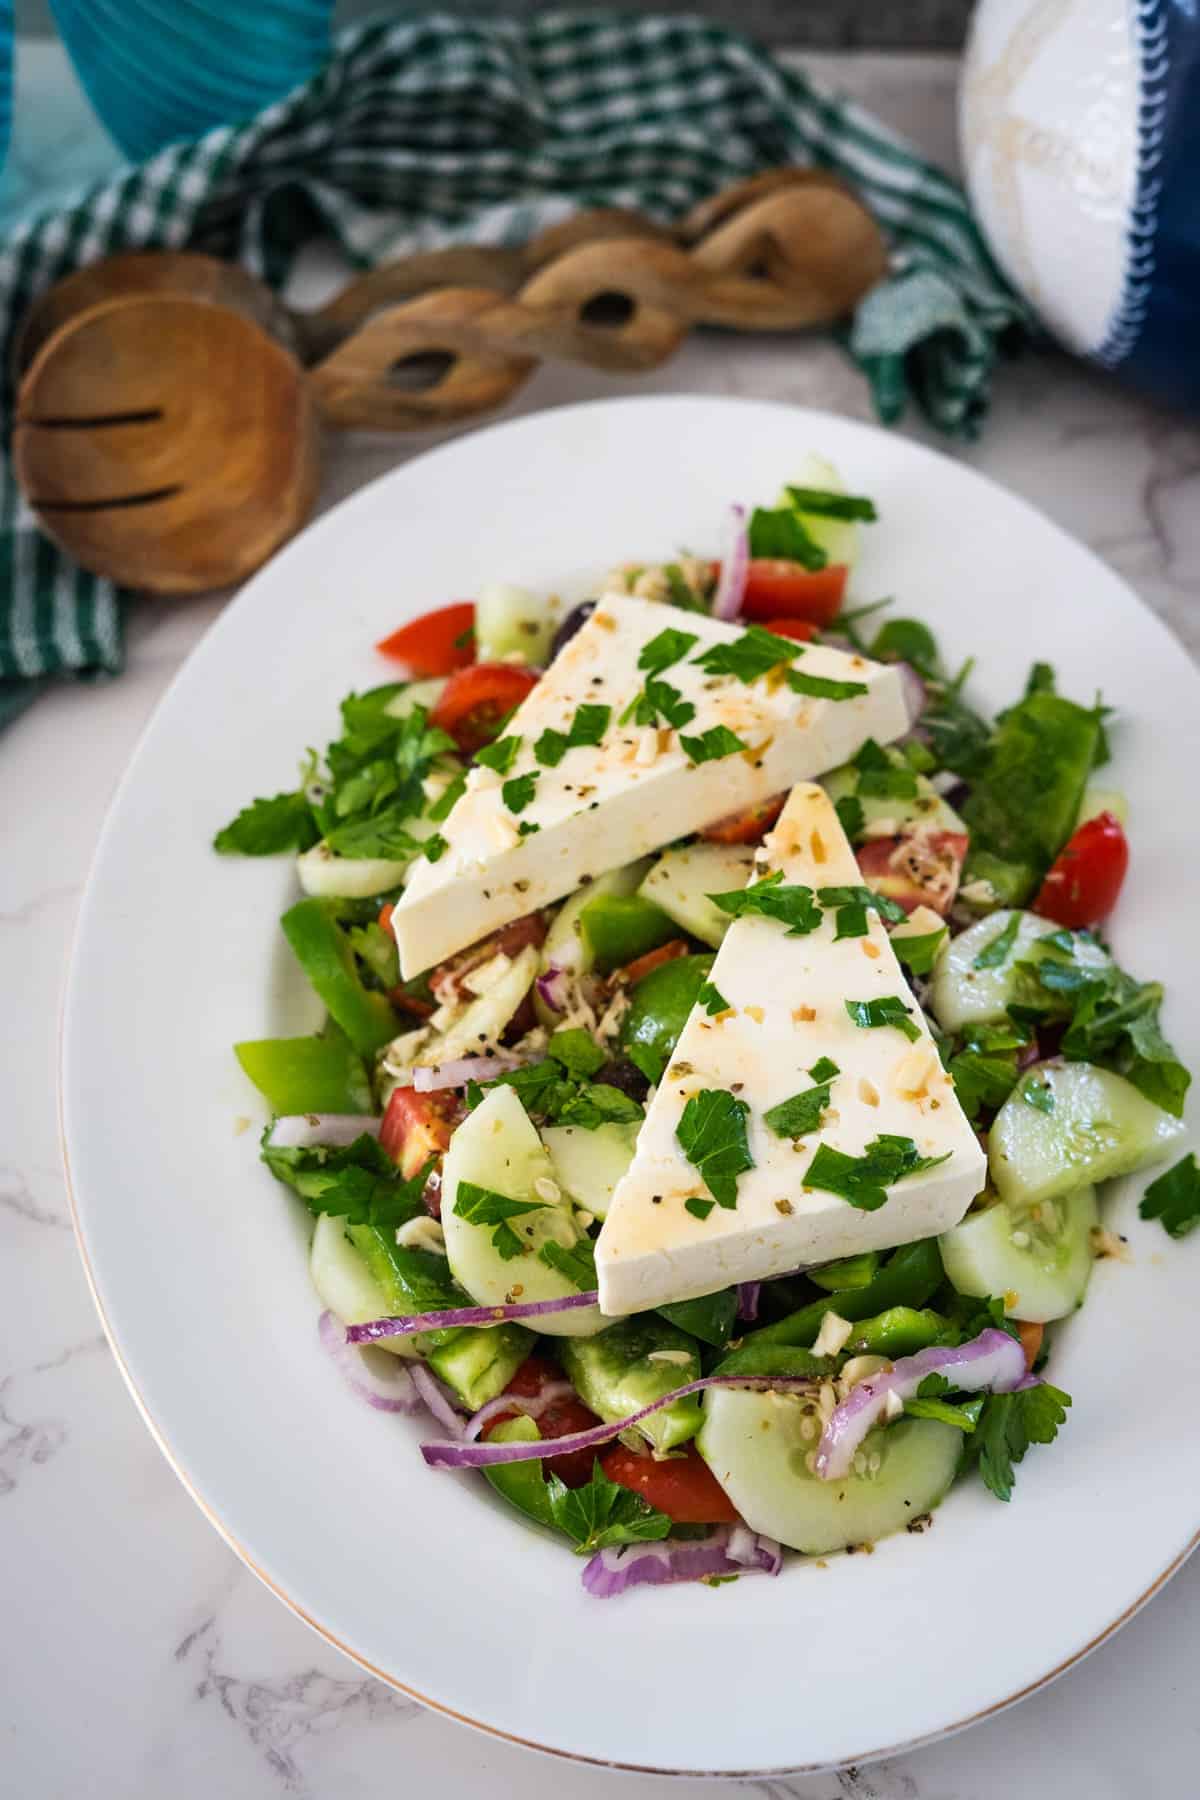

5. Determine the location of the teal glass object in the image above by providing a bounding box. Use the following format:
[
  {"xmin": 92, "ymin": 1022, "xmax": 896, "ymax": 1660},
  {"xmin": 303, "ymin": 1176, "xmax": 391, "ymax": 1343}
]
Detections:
[
  {"xmin": 0, "ymin": 1, "xmax": 11, "ymax": 173},
  {"xmin": 48, "ymin": 0, "xmax": 332, "ymax": 161}
]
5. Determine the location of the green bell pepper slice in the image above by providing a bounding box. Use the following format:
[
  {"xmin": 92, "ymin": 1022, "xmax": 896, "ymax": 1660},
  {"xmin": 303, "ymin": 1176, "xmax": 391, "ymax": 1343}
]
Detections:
[
  {"xmin": 481, "ymin": 1415, "xmax": 556, "ymax": 1527},
  {"xmin": 617, "ymin": 952, "xmax": 714, "ymax": 1082},
  {"xmin": 731, "ymin": 1239, "xmax": 944, "ymax": 1354},
  {"xmin": 234, "ymin": 1029, "xmax": 372, "ymax": 1115},
  {"xmin": 580, "ymin": 893, "xmax": 678, "ymax": 974},
  {"xmin": 842, "ymin": 1306, "xmax": 948, "ymax": 1358},
  {"xmin": 281, "ymin": 898, "xmax": 397, "ymax": 1056}
]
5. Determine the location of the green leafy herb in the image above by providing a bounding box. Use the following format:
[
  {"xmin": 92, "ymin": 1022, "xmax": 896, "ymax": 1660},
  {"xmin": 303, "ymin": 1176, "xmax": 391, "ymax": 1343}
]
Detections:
[
  {"xmin": 679, "ymin": 724, "xmax": 748, "ymax": 765},
  {"xmin": 518, "ymin": 820, "xmax": 540, "ymax": 837},
  {"xmin": 345, "ymin": 920, "xmax": 399, "ymax": 991},
  {"xmin": 893, "ymin": 923, "xmax": 948, "ymax": 978},
  {"xmin": 1139, "ymin": 1153, "xmax": 1200, "ymax": 1239},
  {"xmin": 747, "ymin": 505, "xmax": 827, "ymax": 569},
  {"xmin": 685, "ymin": 1197, "xmax": 715, "ymax": 1221},
  {"xmin": 546, "ymin": 1463, "xmax": 671, "ymax": 1554},
  {"xmin": 547, "ymin": 1027, "xmax": 606, "ymax": 1080},
  {"xmin": 763, "ymin": 1080, "xmax": 833, "ymax": 1139},
  {"xmin": 502, "ymin": 772, "xmax": 539, "ymax": 815},
  {"xmin": 803, "ymin": 1134, "xmax": 951, "ymax": 1212},
  {"xmin": 690, "ymin": 625, "xmax": 799, "ymax": 683},
  {"xmin": 427, "ymin": 770, "xmax": 466, "ymax": 822},
  {"xmin": 213, "ymin": 789, "xmax": 319, "ymax": 856},
  {"xmin": 638, "ymin": 626, "xmax": 700, "ymax": 676},
  {"xmin": 946, "ymin": 1019, "xmax": 1031, "ymax": 1120},
  {"xmin": 961, "ymin": 691, "xmax": 1103, "ymax": 899},
  {"xmin": 474, "ymin": 733, "xmax": 522, "ymax": 775},
  {"xmin": 845, "ymin": 995, "xmax": 921, "ymax": 1042},
  {"xmin": 707, "ymin": 870, "xmax": 822, "ymax": 937},
  {"xmin": 452, "ymin": 624, "xmax": 475, "ymax": 651},
  {"xmin": 973, "ymin": 912, "xmax": 1022, "ymax": 970},
  {"xmin": 261, "ymin": 1131, "xmax": 429, "ymax": 1231},
  {"xmin": 657, "ymin": 1289, "xmax": 738, "ymax": 1347},
  {"xmin": 1022, "ymin": 1077, "xmax": 1055, "ymax": 1114},
  {"xmin": 835, "ymin": 793, "xmax": 866, "ymax": 842},
  {"xmin": 698, "ymin": 981, "xmax": 730, "ymax": 1015},
  {"xmin": 453, "ymin": 1180, "xmax": 546, "ymax": 1260},
  {"xmin": 472, "ymin": 1056, "xmax": 643, "ymax": 1132},
  {"xmin": 622, "ymin": 676, "xmax": 696, "ymax": 731},
  {"xmin": 323, "ymin": 812, "xmax": 422, "ymax": 860},
  {"xmin": 817, "ymin": 884, "xmax": 906, "ymax": 941},
  {"xmin": 423, "ymin": 832, "xmax": 448, "ymax": 864},
  {"xmin": 676, "ymin": 1089, "xmax": 755, "ymax": 1209},
  {"xmin": 974, "ymin": 1383, "xmax": 1071, "ymax": 1502},
  {"xmin": 785, "ymin": 485, "xmax": 877, "ymax": 522},
  {"xmin": 785, "ymin": 669, "xmax": 869, "ymax": 702},
  {"xmin": 534, "ymin": 703, "xmax": 612, "ymax": 767},
  {"xmin": 809, "ymin": 1057, "xmax": 840, "ymax": 1082},
  {"xmin": 868, "ymin": 618, "xmax": 939, "ymax": 673},
  {"xmin": 905, "ymin": 1394, "xmax": 983, "ymax": 1432},
  {"xmin": 538, "ymin": 1235, "xmax": 598, "ymax": 1290}
]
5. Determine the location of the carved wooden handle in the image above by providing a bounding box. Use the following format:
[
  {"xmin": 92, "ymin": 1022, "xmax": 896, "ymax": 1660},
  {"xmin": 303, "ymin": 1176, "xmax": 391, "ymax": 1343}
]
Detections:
[{"xmin": 308, "ymin": 170, "xmax": 886, "ymax": 430}]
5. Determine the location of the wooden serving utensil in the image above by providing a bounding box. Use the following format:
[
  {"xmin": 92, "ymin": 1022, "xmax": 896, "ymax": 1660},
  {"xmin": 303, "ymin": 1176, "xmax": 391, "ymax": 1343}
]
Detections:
[{"xmin": 12, "ymin": 169, "xmax": 887, "ymax": 594}]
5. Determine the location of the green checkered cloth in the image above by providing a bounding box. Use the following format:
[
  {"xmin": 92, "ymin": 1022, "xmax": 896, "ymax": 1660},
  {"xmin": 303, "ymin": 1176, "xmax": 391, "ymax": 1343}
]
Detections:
[{"xmin": 0, "ymin": 11, "xmax": 1028, "ymax": 729}]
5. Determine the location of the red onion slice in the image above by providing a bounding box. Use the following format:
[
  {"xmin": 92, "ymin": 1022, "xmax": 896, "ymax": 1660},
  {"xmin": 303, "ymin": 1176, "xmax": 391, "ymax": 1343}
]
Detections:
[
  {"xmin": 269, "ymin": 1114, "xmax": 381, "ymax": 1150},
  {"xmin": 347, "ymin": 1289, "xmax": 601, "ymax": 1341},
  {"xmin": 535, "ymin": 966, "xmax": 569, "ymax": 1015},
  {"xmin": 412, "ymin": 1052, "xmax": 524, "ymax": 1093},
  {"xmin": 711, "ymin": 504, "xmax": 749, "ymax": 621},
  {"xmin": 582, "ymin": 1524, "xmax": 781, "ymax": 1598},
  {"xmin": 463, "ymin": 1381, "xmax": 576, "ymax": 1443},
  {"xmin": 736, "ymin": 1281, "xmax": 762, "ymax": 1323},
  {"xmin": 419, "ymin": 1373, "xmax": 819, "ymax": 1470},
  {"xmin": 317, "ymin": 1310, "xmax": 421, "ymax": 1413},
  {"xmin": 409, "ymin": 1363, "xmax": 466, "ymax": 1438},
  {"xmin": 814, "ymin": 1326, "xmax": 1028, "ymax": 1481}
]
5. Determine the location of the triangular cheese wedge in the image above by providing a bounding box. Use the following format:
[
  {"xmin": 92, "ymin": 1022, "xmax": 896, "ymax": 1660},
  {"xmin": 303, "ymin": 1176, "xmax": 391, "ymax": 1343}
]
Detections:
[
  {"xmin": 393, "ymin": 594, "xmax": 907, "ymax": 977},
  {"xmin": 595, "ymin": 782, "xmax": 985, "ymax": 1315}
]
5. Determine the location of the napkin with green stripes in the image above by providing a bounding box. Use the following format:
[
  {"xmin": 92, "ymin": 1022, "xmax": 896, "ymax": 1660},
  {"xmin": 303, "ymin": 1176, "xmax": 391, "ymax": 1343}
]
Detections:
[{"xmin": 0, "ymin": 11, "xmax": 1027, "ymax": 729}]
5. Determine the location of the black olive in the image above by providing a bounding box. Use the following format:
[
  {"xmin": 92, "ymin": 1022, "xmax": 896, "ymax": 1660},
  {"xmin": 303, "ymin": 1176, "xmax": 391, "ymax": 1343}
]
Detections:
[
  {"xmin": 597, "ymin": 1057, "xmax": 649, "ymax": 1102},
  {"xmin": 550, "ymin": 599, "xmax": 598, "ymax": 661}
]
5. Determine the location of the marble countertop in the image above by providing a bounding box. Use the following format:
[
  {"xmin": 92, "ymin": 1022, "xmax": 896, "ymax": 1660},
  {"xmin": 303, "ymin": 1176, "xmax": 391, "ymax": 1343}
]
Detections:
[{"xmin": 5, "ymin": 50, "xmax": 1200, "ymax": 1800}]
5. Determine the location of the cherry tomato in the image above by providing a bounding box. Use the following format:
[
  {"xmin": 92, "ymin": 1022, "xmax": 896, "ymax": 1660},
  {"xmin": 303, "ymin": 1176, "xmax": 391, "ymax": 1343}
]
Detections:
[
  {"xmin": 600, "ymin": 1442, "xmax": 740, "ymax": 1524},
  {"xmin": 856, "ymin": 830, "xmax": 969, "ymax": 917},
  {"xmin": 376, "ymin": 602, "xmax": 475, "ymax": 676},
  {"xmin": 740, "ymin": 559, "xmax": 848, "ymax": 626},
  {"xmin": 1017, "ymin": 1320, "xmax": 1044, "ymax": 1372},
  {"xmin": 1032, "ymin": 812, "xmax": 1129, "ymax": 929},
  {"xmin": 428, "ymin": 662, "xmax": 539, "ymax": 753},
  {"xmin": 700, "ymin": 793, "xmax": 786, "ymax": 846},
  {"xmin": 612, "ymin": 938, "xmax": 690, "ymax": 988},
  {"xmin": 762, "ymin": 616, "xmax": 820, "ymax": 644},
  {"xmin": 487, "ymin": 1356, "xmax": 600, "ymax": 1488},
  {"xmin": 379, "ymin": 1087, "xmax": 455, "ymax": 1182}
]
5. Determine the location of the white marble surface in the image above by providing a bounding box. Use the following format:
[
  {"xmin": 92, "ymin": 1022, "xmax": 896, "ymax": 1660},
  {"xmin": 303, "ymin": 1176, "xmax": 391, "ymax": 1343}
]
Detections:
[{"xmin": 5, "ymin": 51, "xmax": 1200, "ymax": 1799}]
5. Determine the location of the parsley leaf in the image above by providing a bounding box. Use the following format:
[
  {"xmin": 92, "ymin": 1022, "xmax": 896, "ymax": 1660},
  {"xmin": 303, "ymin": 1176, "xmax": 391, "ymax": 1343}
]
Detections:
[
  {"xmin": 893, "ymin": 922, "xmax": 948, "ymax": 978},
  {"xmin": 803, "ymin": 1134, "xmax": 951, "ymax": 1212},
  {"xmin": 810, "ymin": 1057, "xmax": 840, "ymax": 1081},
  {"xmin": 638, "ymin": 627, "xmax": 700, "ymax": 676},
  {"xmin": 946, "ymin": 1019, "xmax": 1031, "ymax": 1120},
  {"xmin": 764, "ymin": 1081, "xmax": 833, "ymax": 1139},
  {"xmin": 474, "ymin": 733, "xmax": 522, "ymax": 775},
  {"xmin": 676, "ymin": 1089, "xmax": 754, "ymax": 1209},
  {"xmin": 501, "ymin": 772, "xmax": 539, "ymax": 815},
  {"xmin": 1139, "ymin": 1153, "xmax": 1200, "ymax": 1239},
  {"xmin": 817, "ymin": 883, "xmax": 906, "ymax": 940},
  {"xmin": 845, "ymin": 995, "xmax": 921, "ymax": 1042},
  {"xmin": 324, "ymin": 809, "xmax": 422, "ymax": 860},
  {"xmin": 453, "ymin": 1180, "xmax": 545, "ymax": 1260},
  {"xmin": 538, "ymin": 1235, "xmax": 598, "ymax": 1290},
  {"xmin": 472, "ymin": 1056, "xmax": 643, "ymax": 1131},
  {"xmin": 973, "ymin": 911, "xmax": 1023, "ymax": 970},
  {"xmin": 547, "ymin": 1027, "xmax": 606, "ymax": 1080},
  {"xmin": 905, "ymin": 1394, "xmax": 983, "ymax": 1432},
  {"xmin": 685, "ymin": 1197, "xmax": 715, "ymax": 1220},
  {"xmin": 546, "ymin": 1462, "xmax": 672, "ymax": 1554},
  {"xmin": 835, "ymin": 793, "xmax": 866, "ymax": 842},
  {"xmin": 785, "ymin": 670, "xmax": 869, "ymax": 702},
  {"xmin": 679, "ymin": 724, "xmax": 749, "ymax": 765},
  {"xmin": 622, "ymin": 677, "xmax": 696, "ymax": 731},
  {"xmin": 974, "ymin": 1383, "xmax": 1071, "ymax": 1502},
  {"xmin": 518, "ymin": 820, "xmax": 540, "ymax": 837},
  {"xmin": 697, "ymin": 981, "xmax": 730, "ymax": 1016},
  {"xmin": 690, "ymin": 625, "xmax": 799, "ymax": 683},
  {"xmin": 748, "ymin": 505, "xmax": 827, "ymax": 569},
  {"xmin": 784, "ymin": 485, "xmax": 877, "ymax": 522},
  {"xmin": 707, "ymin": 870, "xmax": 822, "ymax": 937},
  {"xmin": 214, "ymin": 789, "xmax": 319, "ymax": 856},
  {"xmin": 261, "ymin": 1131, "xmax": 428, "ymax": 1231},
  {"xmin": 535, "ymin": 703, "xmax": 611, "ymax": 767},
  {"xmin": 427, "ymin": 770, "xmax": 466, "ymax": 822},
  {"xmin": 423, "ymin": 832, "xmax": 448, "ymax": 864}
]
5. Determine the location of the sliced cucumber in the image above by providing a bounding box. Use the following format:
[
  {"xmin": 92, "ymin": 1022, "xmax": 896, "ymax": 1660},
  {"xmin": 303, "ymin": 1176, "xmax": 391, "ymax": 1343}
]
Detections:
[
  {"xmin": 781, "ymin": 452, "xmax": 860, "ymax": 571},
  {"xmin": 534, "ymin": 859, "xmax": 650, "ymax": 1026},
  {"xmin": 1077, "ymin": 785, "xmax": 1128, "ymax": 829},
  {"xmin": 939, "ymin": 1186, "xmax": 1097, "ymax": 1321},
  {"xmin": 928, "ymin": 909, "xmax": 1108, "ymax": 1033},
  {"xmin": 541, "ymin": 1121, "xmax": 638, "ymax": 1221},
  {"xmin": 637, "ymin": 841, "xmax": 756, "ymax": 949},
  {"xmin": 698, "ymin": 1391, "xmax": 961, "ymax": 1554},
  {"xmin": 297, "ymin": 842, "xmax": 410, "ymax": 900},
  {"xmin": 383, "ymin": 677, "xmax": 447, "ymax": 719},
  {"xmin": 475, "ymin": 583, "xmax": 559, "ymax": 665},
  {"xmin": 561, "ymin": 1318, "xmax": 702, "ymax": 1451},
  {"xmin": 440, "ymin": 1085, "xmax": 604, "ymax": 1337},
  {"xmin": 989, "ymin": 1062, "xmax": 1185, "ymax": 1209},
  {"xmin": 309, "ymin": 1213, "xmax": 417, "ymax": 1358}
]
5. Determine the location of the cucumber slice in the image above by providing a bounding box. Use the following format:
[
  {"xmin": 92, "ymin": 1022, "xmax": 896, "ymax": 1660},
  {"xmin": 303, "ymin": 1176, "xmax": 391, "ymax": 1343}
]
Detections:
[
  {"xmin": 561, "ymin": 1318, "xmax": 702, "ymax": 1451},
  {"xmin": 989, "ymin": 1062, "xmax": 1185, "ymax": 1209},
  {"xmin": 1077, "ymin": 785, "xmax": 1128, "ymax": 828},
  {"xmin": 309, "ymin": 1214, "xmax": 418, "ymax": 1358},
  {"xmin": 383, "ymin": 677, "xmax": 447, "ymax": 719},
  {"xmin": 939, "ymin": 1186, "xmax": 1098, "ymax": 1321},
  {"xmin": 637, "ymin": 841, "xmax": 756, "ymax": 948},
  {"xmin": 440, "ymin": 1085, "xmax": 605, "ymax": 1337},
  {"xmin": 296, "ymin": 842, "xmax": 410, "ymax": 900},
  {"xmin": 541, "ymin": 1121, "xmax": 638, "ymax": 1221},
  {"xmin": 929, "ymin": 909, "xmax": 1108, "ymax": 1033},
  {"xmin": 474, "ymin": 583, "xmax": 559, "ymax": 665},
  {"xmin": 698, "ymin": 1391, "xmax": 962, "ymax": 1554},
  {"xmin": 822, "ymin": 762, "xmax": 966, "ymax": 840},
  {"xmin": 781, "ymin": 452, "xmax": 860, "ymax": 571}
]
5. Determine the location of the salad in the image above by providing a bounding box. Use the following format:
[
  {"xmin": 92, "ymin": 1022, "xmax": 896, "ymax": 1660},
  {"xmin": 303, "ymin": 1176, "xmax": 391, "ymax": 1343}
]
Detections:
[{"xmin": 217, "ymin": 457, "xmax": 1198, "ymax": 1599}]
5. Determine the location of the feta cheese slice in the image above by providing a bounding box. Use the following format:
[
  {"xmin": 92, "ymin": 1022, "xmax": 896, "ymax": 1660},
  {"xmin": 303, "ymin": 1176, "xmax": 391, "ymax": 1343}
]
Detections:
[
  {"xmin": 595, "ymin": 782, "xmax": 986, "ymax": 1315},
  {"xmin": 392, "ymin": 595, "xmax": 907, "ymax": 977}
]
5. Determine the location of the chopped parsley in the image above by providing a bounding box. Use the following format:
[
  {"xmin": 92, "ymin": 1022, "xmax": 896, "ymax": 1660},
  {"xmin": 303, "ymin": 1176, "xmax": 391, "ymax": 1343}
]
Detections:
[
  {"xmin": 621, "ymin": 676, "xmax": 696, "ymax": 732},
  {"xmin": 844, "ymin": 995, "xmax": 921, "ymax": 1042},
  {"xmin": 453, "ymin": 1180, "xmax": 545, "ymax": 1260},
  {"xmin": 763, "ymin": 1076, "xmax": 834, "ymax": 1140},
  {"xmin": 474, "ymin": 733, "xmax": 522, "ymax": 775},
  {"xmin": 809, "ymin": 1057, "xmax": 840, "ymax": 1082},
  {"xmin": 690, "ymin": 625, "xmax": 799, "ymax": 683},
  {"xmin": 468, "ymin": 1052, "xmax": 643, "ymax": 1132},
  {"xmin": 518, "ymin": 820, "xmax": 540, "ymax": 837},
  {"xmin": 546, "ymin": 1027, "xmax": 606, "ymax": 1080},
  {"xmin": 747, "ymin": 504, "xmax": 827, "ymax": 570},
  {"xmin": 834, "ymin": 793, "xmax": 866, "ymax": 842},
  {"xmin": 638, "ymin": 626, "xmax": 700, "ymax": 676},
  {"xmin": 679, "ymin": 724, "xmax": 749, "ymax": 765},
  {"xmin": 785, "ymin": 669, "xmax": 869, "ymax": 702},
  {"xmin": 675, "ymin": 1089, "xmax": 755, "ymax": 1210},
  {"xmin": 946, "ymin": 1019, "xmax": 1031, "ymax": 1121},
  {"xmin": 803, "ymin": 1134, "xmax": 951, "ymax": 1212},
  {"xmin": 973, "ymin": 1383, "xmax": 1071, "ymax": 1502},
  {"xmin": 1139, "ymin": 1153, "xmax": 1200, "ymax": 1239},
  {"xmin": 547, "ymin": 1462, "xmax": 671, "ymax": 1553},
  {"xmin": 534, "ymin": 703, "xmax": 611, "ymax": 767},
  {"xmin": 973, "ymin": 911, "xmax": 1022, "ymax": 970},
  {"xmin": 817, "ymin": 883, "xmax": 906, "ymax": 942},
  {"xmin": 214, "ymin": 789, "xmax": 319, "ymax": 856},
  {"xmin": 1021, "ymin": 1076, "xmax": 1055, "ymax": 1114},
  {"xmin": 260, "ymin": 1130, "xmax": 430, "ymax": 1231},
  {"xmin": 501, "ymin": 771, "xmax": 539, "ymax": 814},
  {"xmin": 784, "ymin": 485, "xmax": 877, "ymax": 522},
  {"xmin": 427, "ymin": 769, "xmax": 467, "ymax": 822},
  {"xmin": 685, "ymin": 1197, "xmax": 716, "ymax": 1221},
  {"xmin": 697, "ymin": 980, "xmax": 730, "ymax": 1015},
  {"xmin": 707, "ymin": 870, "xmax": 822, "ymax": 937},
  {"xmin": 538, "ymin": 1235, "xmax": 598, "ymax": 1290},
  {"xmin": 893, "ymin": 922, "xmax": 948, "ymax": 977},
  {"xmin": 422, "ymin": 832, "xmax": 448, "ymax": 864}
]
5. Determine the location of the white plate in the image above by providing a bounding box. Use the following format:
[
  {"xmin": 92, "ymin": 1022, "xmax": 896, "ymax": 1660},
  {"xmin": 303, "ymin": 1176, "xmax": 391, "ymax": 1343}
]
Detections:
[{"xmin": 62, "ymin": 398, "xmax": 1200, "ymax": 1775}]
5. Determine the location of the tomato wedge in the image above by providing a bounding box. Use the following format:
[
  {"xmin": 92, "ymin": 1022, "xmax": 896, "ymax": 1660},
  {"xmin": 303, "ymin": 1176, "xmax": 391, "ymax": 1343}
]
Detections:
[
  {"xmin": 1032, "ymin": 812, "xmax": 1129, "ymax": 929},
  {"xmin": 600, "ymin": 1442, "xmax": 740, "ymax": 1524},
  {"xmin": 429, "ymin": 662, "xmax": 539, "ymax": 753},
  {"xmin": 740, "ymin": 559, "xmax": 848, "ymax": 625},
  {"xmin": 1017, "ymin": 1320, "xmax": 1044, "ymax": 1372},
  {"xmin": 376, "ymin": 602, "xmax": 475, "ymax": 676},
  {"xmin": 487, "ymin": 1357, "xmax": 600, "ymax": 1488},
  {"xmin": 762, "ymin": 616, "xmax": 820, "ymax": 644},
  {"xmin": 379, "ymin": 1087, "xmax": 455, "ymax": 1182},
  {"xmin": 701, "ymin": 793, "xmax": 786, "ymax": 845},
  {"xmin": 856, "ymin": 829, "xmax": 969, "ymax": 917}
]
